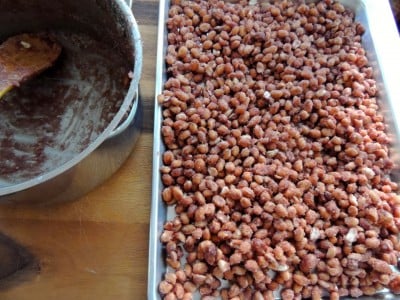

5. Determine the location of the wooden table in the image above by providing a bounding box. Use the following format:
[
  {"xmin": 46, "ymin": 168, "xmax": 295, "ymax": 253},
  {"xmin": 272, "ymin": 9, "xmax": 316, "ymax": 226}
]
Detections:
[{"xmin": 0, "ymin": 1, "xmax": 158, "ymax": 299}]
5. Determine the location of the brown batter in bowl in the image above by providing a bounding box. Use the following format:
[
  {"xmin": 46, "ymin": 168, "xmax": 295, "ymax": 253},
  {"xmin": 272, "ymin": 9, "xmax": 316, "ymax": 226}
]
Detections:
[{"xmin": 0, "ymin": 31, "xmax": 130, "ymax": 185}]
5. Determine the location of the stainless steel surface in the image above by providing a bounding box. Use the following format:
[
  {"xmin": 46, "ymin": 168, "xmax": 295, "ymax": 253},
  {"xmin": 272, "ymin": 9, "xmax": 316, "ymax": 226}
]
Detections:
[
  {"xmin": 108, "ymin": 0, "xmax": 137, "ymax": 139},
  {"xmin": 0, "ymin": 0, "xmax": 143, "ymax": 204},
  {"xmin": 149, "ymin": 0, "xmax": 400, "ymax": 298},
  {"xmin": 109, "ymin": 91, "xmax": 138, "ymax": 139}
]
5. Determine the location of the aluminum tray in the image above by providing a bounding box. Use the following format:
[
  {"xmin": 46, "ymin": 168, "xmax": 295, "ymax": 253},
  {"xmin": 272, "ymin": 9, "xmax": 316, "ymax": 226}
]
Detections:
[{"xmin": 149, "ymin": 0, "xmax": 400, "ymax": 299}]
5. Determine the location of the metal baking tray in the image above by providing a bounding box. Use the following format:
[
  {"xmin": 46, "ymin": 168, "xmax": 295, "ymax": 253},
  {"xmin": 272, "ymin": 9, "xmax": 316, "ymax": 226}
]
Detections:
[{"xmin": 149, "ymin": 0, "xmax": 400, "ymax": 299}]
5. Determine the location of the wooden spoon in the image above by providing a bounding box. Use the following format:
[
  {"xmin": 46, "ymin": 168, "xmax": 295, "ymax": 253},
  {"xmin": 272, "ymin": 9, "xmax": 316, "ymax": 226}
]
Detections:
[{"xmin": 0, "ymin": 33, "xmax": 62, "ymax": 99}]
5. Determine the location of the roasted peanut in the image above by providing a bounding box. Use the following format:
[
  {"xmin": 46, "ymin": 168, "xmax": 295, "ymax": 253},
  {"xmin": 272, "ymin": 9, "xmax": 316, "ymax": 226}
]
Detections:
[{"xmin": 159, "ymin": 1, "xmax": 400, "ymax": 299}]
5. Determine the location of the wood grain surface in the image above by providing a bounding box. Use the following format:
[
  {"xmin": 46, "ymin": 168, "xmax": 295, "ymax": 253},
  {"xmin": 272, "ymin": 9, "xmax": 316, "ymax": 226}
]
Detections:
[{"xmin": 0, "ymin": 1, "xmax": 158, "ymax": 299}]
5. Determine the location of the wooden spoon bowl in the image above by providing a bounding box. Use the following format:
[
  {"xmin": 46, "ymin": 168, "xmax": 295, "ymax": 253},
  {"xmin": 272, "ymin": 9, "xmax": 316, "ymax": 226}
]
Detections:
[{"xmin": 0, "ymin": 33, "xmax": 62, "ymax": 99}]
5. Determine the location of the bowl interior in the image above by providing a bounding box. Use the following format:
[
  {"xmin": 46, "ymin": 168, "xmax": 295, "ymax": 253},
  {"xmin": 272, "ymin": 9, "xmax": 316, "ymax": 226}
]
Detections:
[{"xmin": 0, "ymin": 0, "xmax": 136, "ymax": 188}]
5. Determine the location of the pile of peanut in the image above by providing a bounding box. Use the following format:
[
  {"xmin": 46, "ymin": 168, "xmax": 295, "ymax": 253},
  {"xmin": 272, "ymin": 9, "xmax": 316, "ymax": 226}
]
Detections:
[{"xmin": 158, "ymin": 0, "xmax": 400, "ymax": 299}]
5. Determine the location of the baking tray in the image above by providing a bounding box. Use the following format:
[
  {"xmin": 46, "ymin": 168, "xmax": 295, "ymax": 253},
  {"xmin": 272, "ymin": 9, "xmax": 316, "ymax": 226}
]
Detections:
[{"xmin": 149, "ymin": 0, "xmax": 400, "ymax": 299}]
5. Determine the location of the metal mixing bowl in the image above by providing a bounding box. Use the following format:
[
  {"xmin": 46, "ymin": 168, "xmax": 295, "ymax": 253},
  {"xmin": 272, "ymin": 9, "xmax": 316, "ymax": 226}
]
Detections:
[{"xmin": 0, "ymin": 0, "xmax": 142, "ymax": 204}]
